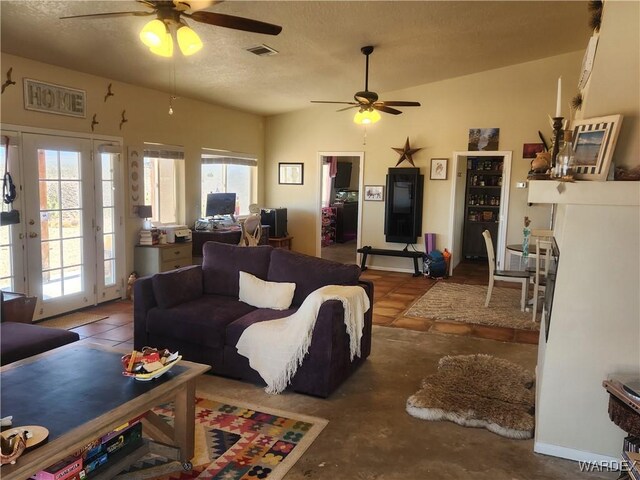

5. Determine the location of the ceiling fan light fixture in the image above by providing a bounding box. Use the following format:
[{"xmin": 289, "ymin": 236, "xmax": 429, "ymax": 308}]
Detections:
[
  {"xmin": 354, "ymin": 108, "xmax": 381, "ymax": 125},
  {"xmin": 139, "ymin": 19, "xmax": 166, "ymax": 48},
  {"xmin": 177, "ymin": 24, "xmax": 203, "ymax": 56},
  {"xmin": 149, "ymin": 29, "xmax": 174, "ymax": 57}
]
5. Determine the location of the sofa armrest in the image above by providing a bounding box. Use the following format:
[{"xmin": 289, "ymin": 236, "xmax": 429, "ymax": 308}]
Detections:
[
  {"xmin": 357, "ymin": 280, "xmax": 374, "ymax": 357},
  {"xmin": 133, "ymin": 275, "xmax": 157, "ymax": 350}
]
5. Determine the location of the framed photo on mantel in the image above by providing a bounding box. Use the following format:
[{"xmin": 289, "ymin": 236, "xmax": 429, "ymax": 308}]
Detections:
[{"xmin": 572, "ymin": 114, "xmax": 623, "ymax": 181}]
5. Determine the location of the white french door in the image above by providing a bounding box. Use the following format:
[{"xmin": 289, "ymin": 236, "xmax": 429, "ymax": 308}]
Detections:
[
  {"xmin": 21, "ymin": 133, "xmax": 124, "ymax": 320},
  {"xmin": 94, "ymin": 142, "xmax": 124, "ymax": 303}
]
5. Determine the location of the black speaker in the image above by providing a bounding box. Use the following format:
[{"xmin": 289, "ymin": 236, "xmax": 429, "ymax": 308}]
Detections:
[
  {"xmin": 260, "ymin": 208, "xmax": 288, "ymax": 238},
  {"xmin": 384, "ymin": 168, "xmax": 423, "ymax": 244}
]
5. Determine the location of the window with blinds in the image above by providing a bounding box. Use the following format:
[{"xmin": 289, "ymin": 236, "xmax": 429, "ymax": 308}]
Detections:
[
  {"xmin": 201, "ymin": 150, "xmax": 257, "ymax": 217},
  {"xmin": 143, "ymin": 145, "xmax": 184, "ymax": 225}
]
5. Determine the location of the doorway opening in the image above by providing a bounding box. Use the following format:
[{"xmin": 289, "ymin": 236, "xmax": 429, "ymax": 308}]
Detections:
[
  {"xmin": 316, "ymin": 152, "xmax": 364, "ymax": 264},
  {"xmin": 448, "ymin": 151, "xmax": 512, "ymax": 276}
]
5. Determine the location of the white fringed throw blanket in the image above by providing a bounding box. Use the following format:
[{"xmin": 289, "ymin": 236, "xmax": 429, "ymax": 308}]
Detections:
[{"xmin": 236, "ymin": 285, "xmax": 370, "ymax": 394}]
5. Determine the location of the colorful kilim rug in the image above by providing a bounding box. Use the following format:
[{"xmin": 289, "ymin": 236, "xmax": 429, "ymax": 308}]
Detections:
[{"xmin": 126, "ymin": 394, "xmax": 328, "ymax": 480}]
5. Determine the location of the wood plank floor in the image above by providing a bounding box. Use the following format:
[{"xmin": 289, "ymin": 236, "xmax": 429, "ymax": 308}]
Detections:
[{"xmin": 60, "ymin": 260, "xmax": 537, "ymax": 348}]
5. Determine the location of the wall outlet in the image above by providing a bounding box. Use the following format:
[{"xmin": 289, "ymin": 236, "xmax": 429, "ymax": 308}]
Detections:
[{"xmin": 516, "ymin": 182, "xmax": 528, "ymax": 189}]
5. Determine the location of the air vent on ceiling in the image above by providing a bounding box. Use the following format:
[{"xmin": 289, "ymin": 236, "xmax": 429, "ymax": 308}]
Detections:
[{"xmin": 246, "ymin": 44, "xmax": 279, "ymax": 57}]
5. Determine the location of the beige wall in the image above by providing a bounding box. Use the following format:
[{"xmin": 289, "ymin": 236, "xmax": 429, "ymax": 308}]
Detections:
[
  {"xmin": 0, "ymin": 53, "xmax": 265, "ymax": 275},
  {"xmin": 265, "ymin": 52, "xmax": 583, "ymax": 267},
  {"xmin": 578, "ymin": 0, "xmax": 640, "ymax": 169}
]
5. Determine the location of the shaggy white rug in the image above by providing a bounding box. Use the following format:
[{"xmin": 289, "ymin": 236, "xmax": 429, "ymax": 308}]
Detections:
[{"xmin": 406, "ymin": 354, "xmax": 535, "ymax": 439}]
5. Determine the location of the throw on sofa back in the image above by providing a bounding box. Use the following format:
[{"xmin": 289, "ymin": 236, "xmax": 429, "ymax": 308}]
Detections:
[{"xmin": 267, "ymin": 248, "xmax": 361, "ymax": 307}]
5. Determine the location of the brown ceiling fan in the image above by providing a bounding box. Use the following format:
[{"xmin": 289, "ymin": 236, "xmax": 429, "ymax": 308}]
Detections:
[
  {"xmin": 60, "ymin": 1, "xmax": 282, "ymax": 38},
  {"xmin": 311, "ymin": 46, "xmax": 421, "ymax": 123}
]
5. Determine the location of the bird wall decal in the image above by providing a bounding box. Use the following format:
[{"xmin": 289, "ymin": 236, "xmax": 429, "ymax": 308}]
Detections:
[
  {"xmin": 1, "ymin": 68, "xmax": 16, "ymax": 94},
  {"xmin": 392, "ymin": 137, "xmax": 423, "ymax": 167},
  {"xmin": 104, "ymin": 83, "xmax": 114, "ymax": 102},
  {"xmin": 120, "ymin": 110, "xmax": 128, "ymax": 130},
  {"xmin": 91, "ymin": 114, "xmax": 99, "ymax": 132}
]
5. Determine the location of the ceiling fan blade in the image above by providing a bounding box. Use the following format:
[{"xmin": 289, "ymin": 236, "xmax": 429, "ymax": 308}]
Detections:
[
  {"xmin": 336, "ymin": 105, "xmax": 360, "ymax": 112},
  {"xmin": 60, "ymin": 10, "xmax": 154, "ymax": 20},
  {"xmin": 373, "ymin": 105, "xmax": 402, "ymax": 115},
  {"xmin": 377, "ymin": 101, "xmax": 421, "ymax": 107},
  {"xmin": 311, "ymin": 101, "xmax": 358, "ymax": 105},
  {"xmin": 187, "ymin": 11, "xmax": 282, "ymax": 35}
]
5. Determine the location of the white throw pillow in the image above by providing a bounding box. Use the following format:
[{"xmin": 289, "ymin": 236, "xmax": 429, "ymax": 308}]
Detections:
[{"xmin": 238, "ymin": 271, "xmax": 295, "ymax": 310}]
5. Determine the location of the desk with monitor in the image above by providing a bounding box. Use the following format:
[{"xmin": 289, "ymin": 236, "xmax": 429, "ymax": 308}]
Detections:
[{"xmin": 191, "ymin": 225, "xmax": 270, "ymax": 262}]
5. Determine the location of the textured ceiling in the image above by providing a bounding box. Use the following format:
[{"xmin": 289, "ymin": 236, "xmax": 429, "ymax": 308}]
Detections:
[{"xmin": 0, "ymin": 1, "xmax": 591, "ymax": 116}]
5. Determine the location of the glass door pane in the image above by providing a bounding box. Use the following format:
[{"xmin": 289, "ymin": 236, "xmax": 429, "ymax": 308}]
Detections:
[
  {"xmin": 94, "ymin": 146, "xmax": 124, "ymax": 303},
  {"xmin": 0, "ymin": 134, "xmax": 25, "ymax": 294}
]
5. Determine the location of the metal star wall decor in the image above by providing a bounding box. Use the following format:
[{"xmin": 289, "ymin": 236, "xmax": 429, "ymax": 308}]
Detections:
[{"xmin": 392, "ymin": 137, "xmax": 422, "ymax": 166}]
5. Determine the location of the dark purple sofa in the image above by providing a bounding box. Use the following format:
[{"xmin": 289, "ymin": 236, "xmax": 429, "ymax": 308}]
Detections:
[
  {"xmin": 134, "ymin": 242, "xmax": 374, "ymax": 397},
  {"xmin": 0, "ymin": 322, "xmax": 80, "ymax": 366}
]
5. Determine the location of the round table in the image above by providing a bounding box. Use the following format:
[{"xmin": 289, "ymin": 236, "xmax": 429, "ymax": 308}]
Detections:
[{"xmin": 506, "ymin": 244, "xmax": 539, "ymax": 270}]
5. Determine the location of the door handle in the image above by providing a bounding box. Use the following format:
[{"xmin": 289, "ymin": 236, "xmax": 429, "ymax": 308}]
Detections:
[
  {"xmin": 96, "ymin": 225, "xmax": 102, "ymax": 232},
  {"xmin": 29, "ymin": 232, "xmax": 38, "ymax": 238}
]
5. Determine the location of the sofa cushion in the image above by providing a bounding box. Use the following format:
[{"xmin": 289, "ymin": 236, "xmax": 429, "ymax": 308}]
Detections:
[
  {"xmin": 146, "ymin": 295, "xmax": 255, "ymax": 349},
  {"xmin": 267, "ymin": 249, "xmax": 361, "ymax": 306},
  {"xmin": 202, "ymin": 242, "xmax": 273, "ymax": 297},
  {"xmin": 0, "ymin": 322, "xmax": 80, "ymax": 366},
  {"xmin": 239, "ymin": 271, "xmax": 295, "ymax": 310},
  {"xmin": 226, "ymin": 307, "xmax": 297, "ymax": 347},
  {"xmin": 152, "ymin": 265, "xmax": 203, "ymax": 309}
]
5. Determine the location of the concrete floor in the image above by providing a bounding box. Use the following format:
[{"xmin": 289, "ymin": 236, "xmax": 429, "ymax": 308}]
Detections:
[{"xmin": 196, "ymin": 326, "xmax": 615, "ymax": 480}]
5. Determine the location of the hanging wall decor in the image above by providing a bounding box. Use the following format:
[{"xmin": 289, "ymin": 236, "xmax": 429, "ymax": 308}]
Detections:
[
  {"xmin": 23, "ymin": 78, "xmax": 86, "ymax": 117},
  {"xmin": 468, "ymin": 128, "xmax": 500, "ymax": 151},
  {"xmin": 392, "ymin": 137, "xmax": 422, "ymax": 167},
  {"xmin": 128, "ymin": 147, "xmax": 141, "ymax": 217},
  {"xmin": 1, "ymin": 68, "xmax": 16, "ymax": 94},
  {"xmin": 90, "ymin": 114, "xmax": 99, "ymax": 132},
  {"xmin": 104, "ymin": 83, "xmax": 114, "ymax": 102},
  {"xmin": 120, "ymin": 110, "xmax": 128, "ymax": 130}
]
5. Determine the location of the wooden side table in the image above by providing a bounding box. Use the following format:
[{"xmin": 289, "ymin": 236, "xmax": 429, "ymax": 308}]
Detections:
[
  {"xmin": 268, "ymin": 236, "xmax": 293, "ymax": 250},
  {"xmin": 1, "ymin": 291, "xmax": 37, "ymax": 324}
]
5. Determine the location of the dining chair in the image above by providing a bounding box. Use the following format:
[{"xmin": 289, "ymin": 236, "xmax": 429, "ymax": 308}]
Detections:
[
  {"xmin": 530, "ymin": 238, "xmax": 552, "ymax": 321},
  {"xmin": 239, "ymin": 213, "xmax": 262, "ymax": 247},
  {"xmin": 482, "ymin": 230, "xmax": 530, "ymax": 311}
]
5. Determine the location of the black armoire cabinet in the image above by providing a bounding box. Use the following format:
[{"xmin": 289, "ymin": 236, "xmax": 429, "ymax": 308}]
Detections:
[{"xmin": 385, "ymin": 168, "xmax": 424, "ymax": 244}]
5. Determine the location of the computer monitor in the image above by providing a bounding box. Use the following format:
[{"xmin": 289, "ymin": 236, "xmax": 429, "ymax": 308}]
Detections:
[{"xmin": 206, "ymin": 193, "xmax": 236, "ymax": 218}]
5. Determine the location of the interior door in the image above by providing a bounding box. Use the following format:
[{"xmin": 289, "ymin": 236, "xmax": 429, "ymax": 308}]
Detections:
[{"xmin": 22, "ymin": 133, "xmax": 95, "ymax": 319}]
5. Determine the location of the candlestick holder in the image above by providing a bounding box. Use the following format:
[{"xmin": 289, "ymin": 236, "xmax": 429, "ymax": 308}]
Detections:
[{"xmin": 550, "ymin": 116, "xmax": 564, "ymax": 169}]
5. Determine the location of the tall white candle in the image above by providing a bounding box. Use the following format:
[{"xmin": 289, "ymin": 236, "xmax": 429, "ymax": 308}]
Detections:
[{"xmin": 555, "ymin": 76, "xmax": 562, "ymax": 117}]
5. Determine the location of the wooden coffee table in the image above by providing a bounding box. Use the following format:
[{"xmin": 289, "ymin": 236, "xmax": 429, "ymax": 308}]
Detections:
[{"xmin": 0, "ymin": 342, "xmax": 210, "ymax": 479}]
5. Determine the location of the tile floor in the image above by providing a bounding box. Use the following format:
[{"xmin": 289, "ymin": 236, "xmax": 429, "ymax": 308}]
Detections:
[{"xmin": 67, "ymin": 260, "xmax": 537, "ymax": 347}]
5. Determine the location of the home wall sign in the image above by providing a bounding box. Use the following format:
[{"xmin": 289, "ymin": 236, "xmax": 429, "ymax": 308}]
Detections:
[{"xmin": 23, "ymin": 78, "xmax": 86, "ymax": 118}]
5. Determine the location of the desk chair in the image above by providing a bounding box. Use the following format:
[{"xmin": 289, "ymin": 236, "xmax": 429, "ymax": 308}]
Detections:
[
  {"xmin": 531, "ymin": 238, "xmax": 552, "ymax": 321},
  {"xmin": 239, "ymin": 214, "xmax": 261, "ymax": 247},
  {"xmin": 482, "ymin": 230, "xmax": 530, "ymax": 312}
]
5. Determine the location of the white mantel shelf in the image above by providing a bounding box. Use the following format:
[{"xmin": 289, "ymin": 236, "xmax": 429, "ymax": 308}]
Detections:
[{"xmin": 528, "ymin": 180, "xmax": 640, "ymax": 206}]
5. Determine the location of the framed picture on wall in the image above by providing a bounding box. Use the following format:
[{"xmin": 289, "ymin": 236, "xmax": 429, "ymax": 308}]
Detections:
[
  {"xmin": 278, "ymin": 162, "xmax": 304, "ymax": 185},
  {"xmin": 430, "ymin": 158, "xmax": 448, "ymax": 180},
  {"xmin": 364, "ymin": 185, "xmax": 384, "ymax": 201}
]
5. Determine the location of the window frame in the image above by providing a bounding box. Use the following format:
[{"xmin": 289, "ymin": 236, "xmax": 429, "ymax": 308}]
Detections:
[
  {"xmin": 143, "ymin": 145, "xmax": 185, "ymax": 225},
  {"xmin": 200, "ymin": 149, "xmax": 257, "ymax": 218}
]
